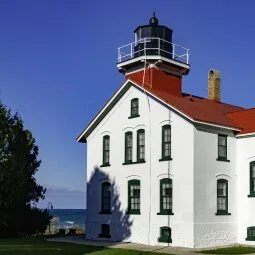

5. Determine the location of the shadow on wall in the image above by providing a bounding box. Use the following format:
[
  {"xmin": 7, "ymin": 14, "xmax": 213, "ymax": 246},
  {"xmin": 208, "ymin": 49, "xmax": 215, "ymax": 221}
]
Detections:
[{"xmin": 86, "ymin": 167, "xmax": 133, "ymax": 242}]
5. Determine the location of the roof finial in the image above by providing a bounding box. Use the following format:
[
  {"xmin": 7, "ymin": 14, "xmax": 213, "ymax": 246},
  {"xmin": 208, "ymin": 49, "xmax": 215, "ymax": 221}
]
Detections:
[{"xmin": 149, "ymin": 12, "xmax": 159, "ymax": 25}]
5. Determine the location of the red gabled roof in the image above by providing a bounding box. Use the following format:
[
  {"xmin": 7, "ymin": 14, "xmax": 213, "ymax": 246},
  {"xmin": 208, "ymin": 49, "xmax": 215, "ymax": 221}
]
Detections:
[
  {"xmin": 226, "ymin": 108, "xmax": 255, "ymax": 134},
  {"xmin": 78, "ymin": 68, "xmax": 255, "ymax": 142},
  {"xmin": 132, "ymin": 80, "xmax": 243, "ymax": 129}
]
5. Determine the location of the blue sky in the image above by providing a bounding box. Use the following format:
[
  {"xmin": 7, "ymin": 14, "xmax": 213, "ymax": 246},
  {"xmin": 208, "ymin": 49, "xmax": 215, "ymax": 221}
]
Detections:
[{"xmin": 1, "ymin": 0, "xmax": 255, "ymax": 208}]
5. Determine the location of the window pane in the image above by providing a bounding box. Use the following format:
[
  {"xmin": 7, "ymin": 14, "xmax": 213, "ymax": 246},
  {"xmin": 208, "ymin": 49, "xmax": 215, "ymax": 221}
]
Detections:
[
  {"xmin": 161, "ymin": 227, "xmax": 170, "ymax": 237},
  {"xmin": 163, "ymin": 129, "xmax": 171, "ymax": 142},
  {"xmin": 161, "ymin": 179, "xmax": 172, "ymax": 212},
  {"xmin": 129, "ymin": 181, "xmax": 140, "ymax": 212},
  {"xmin": 217, "ymin": 180, "xmax": 228, "ymax": 212},
  {"xmin": 218, "ymin": 136, "xmax": 226, "ymax": 146},
  {"xmin": 131, "ymin": 99, "xmax": 139, "ymax": 116},
  {"xmin": 252, "ymin": 165, "xmax": 255, "ymax": 177},
  {"xmin": 102, "ymin": 183, "xmax": 111, "ymax": 211},
  {"xmin": 218, "ymin": 146, "xmax": 227, "ymax": 158}
]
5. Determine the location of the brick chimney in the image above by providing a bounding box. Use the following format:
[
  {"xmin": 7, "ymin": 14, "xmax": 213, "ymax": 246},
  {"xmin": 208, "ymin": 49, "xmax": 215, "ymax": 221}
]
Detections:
[{"xmin": 208, "ymin": 69, "xmax": 221, "ymax": 101}]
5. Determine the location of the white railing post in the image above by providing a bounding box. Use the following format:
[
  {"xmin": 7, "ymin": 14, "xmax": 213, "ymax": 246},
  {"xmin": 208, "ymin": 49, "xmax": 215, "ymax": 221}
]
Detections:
[
  {"xmin": 144, "ymin": 38, "xmax": 146, "ymax": 56},
  {"xmin": 158, "ymin": 38, "xmax": 160, "ymax": 55},
  {"xmin": 172, "ymin": 43, "xmax": 175, "ymax": 60},
  {"xmin": 117, "ymin": 37, "xmax": 189, "ymax": 64},
  {"xmin": 118, "ymin": 48, "xmax": 120, "ymax": 62}
]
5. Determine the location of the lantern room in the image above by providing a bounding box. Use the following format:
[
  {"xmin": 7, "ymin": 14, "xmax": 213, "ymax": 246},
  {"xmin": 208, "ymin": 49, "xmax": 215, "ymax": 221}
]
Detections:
[{"xmin": 117, "ymin": 14, "xmax": 190, "ymax": 76}]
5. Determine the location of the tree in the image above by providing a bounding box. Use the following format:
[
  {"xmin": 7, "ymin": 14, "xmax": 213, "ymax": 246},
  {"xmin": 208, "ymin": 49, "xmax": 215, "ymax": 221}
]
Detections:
[{"xmin": 0, "ymin": 101, "xmax": 51, "ymax": 237}]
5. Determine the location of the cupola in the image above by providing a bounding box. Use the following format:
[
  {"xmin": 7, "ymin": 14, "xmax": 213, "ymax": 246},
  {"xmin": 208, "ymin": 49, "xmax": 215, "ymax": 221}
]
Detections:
[{"xmin": 117, "ymin": 14, "xmax": 190, "ymax": 77}]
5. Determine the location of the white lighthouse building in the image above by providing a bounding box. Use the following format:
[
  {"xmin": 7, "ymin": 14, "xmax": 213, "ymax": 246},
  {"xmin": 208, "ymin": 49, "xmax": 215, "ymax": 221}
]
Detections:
[{"xmin": 77, "ymin": 15, "xmax": 255, "ymax": 248}]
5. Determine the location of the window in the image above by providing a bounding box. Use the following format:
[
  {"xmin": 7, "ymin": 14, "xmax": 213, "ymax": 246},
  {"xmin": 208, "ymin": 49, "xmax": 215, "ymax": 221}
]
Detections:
[
  {"xmin": 160, "ymin": 125, "xmax": 171, "ymax": 160},
  {"xmin": 128, "ymin": 180, "xmax": 140, "ymax": 214},
  {"xmin": 249, "ymin": 161, "xmax": 255, "ymax": 197},
  {"xmin": 129, "ymin": 98, "xmax": 139, "ymax": 118},
  {"xmin": 137, "ymin": 129, "xmax": 145, "ymax": 162},
  {"xmin": 158, "ymin": 178, "xmax": 173, "ymax": 215},
  {"xmin": 158, "ymin": 227, "xmax": 172, "ymax": 243},
  {"xmin": 216, "ymin": 179, "xmax": 230, "ymax": 215},
  {"xmin": 246, "ymin": 227, "xmax": 255, "ymax": 241},
  {"xmin": 125, "ymin": 132, "xmax": 133, "ymax": 163},
  {"xmin": 101, "ymin": 182, "xmax": 111, "ymax": 214},
  {"xmin": 218, "ymin": 135, "xmax": 228, "ymax": 161},
  {"xmin": 99, "ymin": 224, "xmax": 111, "ymax": 238},
  {"xmin": 102, "ymin": 135, "xmax": 110, "ymax": 166}
]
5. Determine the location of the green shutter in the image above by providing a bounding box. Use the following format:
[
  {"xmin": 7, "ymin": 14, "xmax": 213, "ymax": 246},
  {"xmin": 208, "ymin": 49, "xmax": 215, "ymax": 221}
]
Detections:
[
  {"xmin": 128, "ymin": 179, "xmax": 140, "ymax": 214},
  {"xmin": 217, "ymin": 134, "xmax": 229, "ymax": 161},
  {"xmin": 216, "ymin": 179, "xmax": 231, "ymax": 215},
  {"xmin": 125, "ymin": 132, "xmax": 133, "ymax": 163},
  {"xmin": 158, "ymin": 226, "xmax": 172, "ymax": 243},
  {"xmin": 101, "ymin": 182, "xmax": 111, "ymax": 214},
  {"xmin": 137, "ymin": 129, "xmax": 145, "ymax": 162},
  {"xmin": 161, "ymin": 125, "xmax": 171, "ymax": 160},
  {"xmin": 246, "ymin": 226, "xmax": 255, "ymax": 241},
  {"xmin": 102, "ymin": 135, "xmax": 110, "ymax": 166},
  {"xmin": 130, "ymin": 98, "xmax": 139, "ymax": 118},
  {"xmin": 99, "ymin": 224, "xmax": 111, "ymax": 238},
  {"xmin": 159, "ymin": 178, "xmax": 173, "ymax": 215},
  {"xmin": 250, "ymin": 162, "xmax": 255, "ymax": 196}
]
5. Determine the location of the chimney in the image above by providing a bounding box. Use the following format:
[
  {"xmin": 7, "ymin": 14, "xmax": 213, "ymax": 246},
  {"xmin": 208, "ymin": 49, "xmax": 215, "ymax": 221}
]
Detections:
[{"xmin": 208, "ymin": 69, "xmax": 221, "ymax": 101}]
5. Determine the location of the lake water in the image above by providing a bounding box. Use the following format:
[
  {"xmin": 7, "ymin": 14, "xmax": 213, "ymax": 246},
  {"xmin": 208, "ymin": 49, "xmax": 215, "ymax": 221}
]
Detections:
[{"xmin": 49, "ymin": 209, "xmax": 86, "ymax": 230}]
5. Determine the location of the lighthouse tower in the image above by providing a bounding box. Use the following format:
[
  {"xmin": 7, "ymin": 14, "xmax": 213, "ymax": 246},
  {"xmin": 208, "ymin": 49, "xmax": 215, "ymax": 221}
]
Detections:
[{"xmin": 117, "ymin": 13, "xmax": 190, "ymax": 78}]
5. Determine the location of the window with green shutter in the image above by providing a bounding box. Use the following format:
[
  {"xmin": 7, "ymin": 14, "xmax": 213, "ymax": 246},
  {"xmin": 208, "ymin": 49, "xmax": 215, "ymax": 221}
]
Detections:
[
  {"xmin": 216, "ymin": 179, "xmax": 231, "ymax": 215},
  {"xmin": 101, "ymin": 135, "xmax": 110, "ymax": 167},
  {"xmin": 158, "ymin": 178, "xmax": 173, "ymax": 215},
  {"xmin": 158, "ymin": 226, "xmax": 172, "ymax": 243},
  {"xmin": 129, "ymin": 98, "xmax": 139, "ymax": 118},
  {"xmin": 137, "ymin": 129, "xmax": 145, "ymax": 162},
  {"xmin": 217, "ymin": 134, "xmax": 229, "ymax": 162},
  {"xmin": 246, "ymin": 226, "xmax": 255, "ymax": 241},
  {"xmin": 101, "ymin": 182, "xmax": 111, "ymax": 214},
  {"xmin": 99, "ymin": 224, "xmax": 111, "ymax": 238},
  {"xmin": 127, "ymin": 179, "xmax": 140, "ymax": 214},
  {"xmin": 249, "ymin": 161, "xmax": 255, "ymax": 197},
  {"xmin": 160, "ymin": 125, "xmax": 172, "ymax": 161},
  {"xmin": 125, "ymin": 132, "xmax": 133, "ymax": 163}
]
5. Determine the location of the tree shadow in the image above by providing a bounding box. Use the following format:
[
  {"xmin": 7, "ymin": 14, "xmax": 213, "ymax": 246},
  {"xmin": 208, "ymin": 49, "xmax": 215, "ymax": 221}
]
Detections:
[{"xmin": 86, "ymin": 167, "xmax": 133, "ymax": 243}]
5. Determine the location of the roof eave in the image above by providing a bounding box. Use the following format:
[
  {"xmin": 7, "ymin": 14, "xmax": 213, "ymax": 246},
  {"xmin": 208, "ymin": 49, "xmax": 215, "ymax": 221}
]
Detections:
[{"xmin": 76, "ymin": 79, "xmax": 242, "ymax": 143}]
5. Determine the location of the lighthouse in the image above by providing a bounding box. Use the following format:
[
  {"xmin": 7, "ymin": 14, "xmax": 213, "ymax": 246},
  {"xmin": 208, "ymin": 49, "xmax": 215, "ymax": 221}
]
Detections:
[{"xmin": 117, "ymin": 13, "xmax": 190, "ymax": 77}]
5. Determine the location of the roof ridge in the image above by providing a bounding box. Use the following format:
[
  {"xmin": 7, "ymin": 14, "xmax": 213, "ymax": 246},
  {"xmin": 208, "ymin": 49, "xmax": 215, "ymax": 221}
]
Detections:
[{"xmin": 225, "ymin": 107, "xmax": 255, "ymax": 115}]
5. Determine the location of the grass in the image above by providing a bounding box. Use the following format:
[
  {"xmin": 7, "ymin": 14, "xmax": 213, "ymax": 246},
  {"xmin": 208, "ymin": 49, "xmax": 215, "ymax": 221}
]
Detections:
[
  {"xmin": 200, "ymin": 246, "xmax": 255, "ymax": 254},
  {"xmin": 0, "ymin": 237, "xmax": 171, "ymax": 255}
]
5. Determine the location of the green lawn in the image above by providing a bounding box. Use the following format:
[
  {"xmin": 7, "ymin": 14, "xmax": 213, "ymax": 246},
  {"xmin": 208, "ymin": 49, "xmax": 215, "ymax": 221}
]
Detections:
[
  {"xmin": 200, "ymin": 246, "xmax": 255, "ymax": 254},
  {"xmin": 0, "ymin": 238, "xmax": 171, "ymax": 255}
]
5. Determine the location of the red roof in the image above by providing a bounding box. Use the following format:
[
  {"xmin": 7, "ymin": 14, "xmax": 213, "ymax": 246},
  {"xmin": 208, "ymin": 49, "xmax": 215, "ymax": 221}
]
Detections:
[
  {"xmin": 78, "ymin": 68, "xmax": 255, "ymax": 142},
  {"xmin": 127, "ymin": 68, "xmax": 245, "ymax": 131},
  {"xmin": 131, "ymin": 80, "xmax": 243, "ymax": 129},
  {"xmin": 226, "ymin": 108, "xmax": 255, "ymax": 134}
]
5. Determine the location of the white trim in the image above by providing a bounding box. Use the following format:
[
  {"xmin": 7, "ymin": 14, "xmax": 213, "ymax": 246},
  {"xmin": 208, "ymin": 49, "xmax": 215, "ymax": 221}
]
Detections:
[
  {"xmin": 100, "ymin": 130, "xmax": 111, "ymax": 135},
  {"xmin": 76, "ymin": 80, "xmax": 130, "ymax": 142},
  {"xmin": 159, "ymin": 120, "xmax": 173, "ymax": 125},
  {"xmin": 193, "ymin": 120, "xmax": 241, "ymax": 132},
  {"xmin": 122, "ymin": 126, "xmax": 135, "ymax": 131},
  {"xmin": 117, "ymin": 55, "xmax": 190, "ymax": 71},
  {"xmin": 157, "ymin": 173, "xmax": 174, "ymax": 179},
  {"xmin": 77, "ymin": 79, "xmax": 241, "ymax": 142},
  {"xmin": 126, "ymin": 175, "xmax": 141, "ymax": 180},
  {"xmin": 215, "ymin": 173, "xmax": 232, "ymax": 179},
  {"xmin": 237, "ymin": 132, "xmax": 255, "ymax": 138},
  {"xmin": 134, "ymin": 124, "xmax": 147, "ymax": 129}
]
